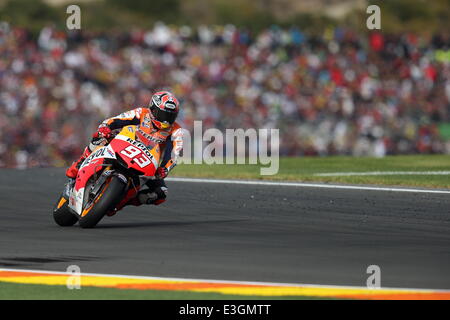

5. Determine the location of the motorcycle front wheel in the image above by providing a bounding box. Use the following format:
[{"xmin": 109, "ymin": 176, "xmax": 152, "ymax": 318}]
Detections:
[
  {"xmin": 53, "ymin": 193, "xmax": 78, "ymax": 226},
  {"xmin": 78, "ymin": 175, "xmax": 126, "ymax": 229}
]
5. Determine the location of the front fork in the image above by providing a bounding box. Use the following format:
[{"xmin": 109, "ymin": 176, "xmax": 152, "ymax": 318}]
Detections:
[{"xmin": 63, "ymin": 179, "xmax": 75, "ymax": 199}]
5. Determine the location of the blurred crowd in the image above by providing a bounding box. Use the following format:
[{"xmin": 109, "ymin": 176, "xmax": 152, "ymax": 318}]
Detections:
[{"xmin": 1, "ymin": 22, "xmax": 450, "ymax": 168}]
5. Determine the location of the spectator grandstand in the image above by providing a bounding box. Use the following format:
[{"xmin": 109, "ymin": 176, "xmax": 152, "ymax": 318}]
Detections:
[{"xmin": 0, "ymin": 22, "xmax": 449, "ymax": 168}]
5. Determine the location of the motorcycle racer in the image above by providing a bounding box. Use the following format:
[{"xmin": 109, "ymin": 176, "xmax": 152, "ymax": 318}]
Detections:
[{"xmin": 65, "ymin": 91, "xmax": 183, "ymax": 210}]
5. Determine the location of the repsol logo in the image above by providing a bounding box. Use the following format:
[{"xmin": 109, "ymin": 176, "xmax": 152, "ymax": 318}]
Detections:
[
  {"xmin": 90, "ymin": 148, "xmax": 106, "ymax": 159},
  {"xmin": 138, "ymin": 128, "xmax": 165, "ymax": 144},
  {"xmin": 83, "ymin": 148, "xmax": 106, "ymax": 166},
  {"xmin": 126, "ymin": 138, "xmax": 153, "ymax": 159}
]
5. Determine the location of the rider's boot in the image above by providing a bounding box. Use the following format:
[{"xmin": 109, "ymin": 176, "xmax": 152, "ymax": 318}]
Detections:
[
  {"xmin": 106, "ymin": 189, "xmax": 164, "ymax": 217},
  {"xmin": 138, "ymin": 186, "xmax": 167, "ymax": 206},
  {"xmin": 66, "ymin": 147, "xmax": 91, "ymax": 179},
  {"xmin": 137, "ymin": 191, "xmax": 159, "ymax": 205}
]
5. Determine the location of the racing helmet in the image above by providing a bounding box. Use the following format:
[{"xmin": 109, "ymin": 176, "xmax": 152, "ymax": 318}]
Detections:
[{"xmin": 148, "ymin": 91, "xmax": 179, "ymax": 130}]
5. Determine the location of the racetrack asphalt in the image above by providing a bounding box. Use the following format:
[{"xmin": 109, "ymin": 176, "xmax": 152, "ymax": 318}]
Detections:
[{"xmin": 0, "ymin": 168, "xmax": 449, "ymax": 290}]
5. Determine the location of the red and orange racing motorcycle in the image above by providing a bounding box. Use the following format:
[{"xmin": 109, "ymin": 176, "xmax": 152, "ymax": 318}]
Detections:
[{"xmin": 53, "ymin": 125, "xmax": 161, "ymax": 228}]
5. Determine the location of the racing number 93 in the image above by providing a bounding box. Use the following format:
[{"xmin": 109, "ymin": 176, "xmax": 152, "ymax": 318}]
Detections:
[{"xmin": 120, "ymin": 145, "xmax": 151, "ymax": 168}]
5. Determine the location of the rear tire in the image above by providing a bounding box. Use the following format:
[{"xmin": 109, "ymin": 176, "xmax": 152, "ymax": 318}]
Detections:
[
  {"xmin": 78, "ymin": 176, "xmax": 126, "ymax": 229},
  {"xmin": 53, "ymin": 195, "xmax": 78, "ymax": 226}
]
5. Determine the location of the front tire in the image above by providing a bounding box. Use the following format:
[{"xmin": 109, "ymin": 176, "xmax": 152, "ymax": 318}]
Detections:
[
  {"xmin": 78, "ymin": 176, "xmax": 126, "ymax": 229},
  {"xmin": 53, "ymin": 195, "xmax": 78, "ymax": 226}
]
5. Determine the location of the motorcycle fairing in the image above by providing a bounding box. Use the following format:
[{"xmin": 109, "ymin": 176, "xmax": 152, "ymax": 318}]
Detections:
[
  {"xmin": 68, "ymin": 125, "xmax": 159, "ymax": 216},
  {"xmin": 110, "ymin": 126, "xmax": 160, "ymax": 176},
  {"xmin": 69, "ymin": 144, "xmax": 116, "ymax": 215},
  {"xmin": 119, "ymin": 125, "xmax": 162, "ymax": 165}
]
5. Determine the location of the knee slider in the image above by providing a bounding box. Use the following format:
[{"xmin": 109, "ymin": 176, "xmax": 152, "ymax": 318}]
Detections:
[{"xmin": 155, "ymin": 186, "xmax": 168, "ymax": 200}]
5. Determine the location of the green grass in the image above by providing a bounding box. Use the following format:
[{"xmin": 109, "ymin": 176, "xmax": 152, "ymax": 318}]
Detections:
[
  {"xmin": 172, "ymin": 155, "xmax": 450, "ymax": 188},
  {"xmin": 0, "ymin": 282, "xmax": 320, "ymax": 300}
]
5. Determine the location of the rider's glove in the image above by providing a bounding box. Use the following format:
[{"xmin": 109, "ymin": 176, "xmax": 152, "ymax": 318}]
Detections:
[
  {"xmin": 97, "ymin": 126, "xmax": 113, "ymax": 140},
  {"xmin": 155, "ymin": 167, "xmax": 168, "ymax": 180}
]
